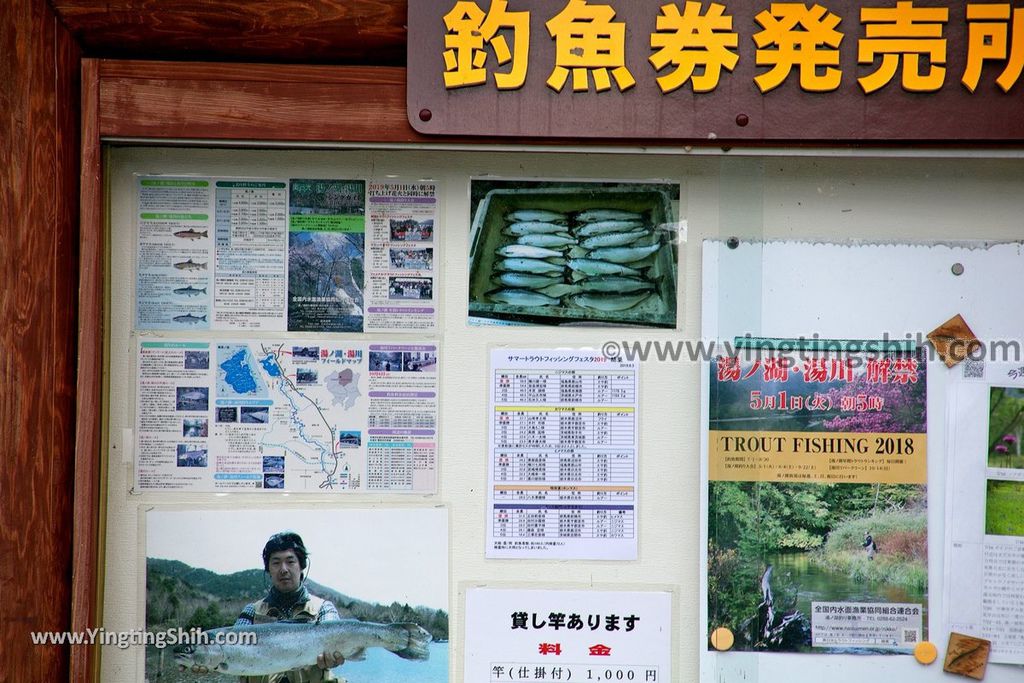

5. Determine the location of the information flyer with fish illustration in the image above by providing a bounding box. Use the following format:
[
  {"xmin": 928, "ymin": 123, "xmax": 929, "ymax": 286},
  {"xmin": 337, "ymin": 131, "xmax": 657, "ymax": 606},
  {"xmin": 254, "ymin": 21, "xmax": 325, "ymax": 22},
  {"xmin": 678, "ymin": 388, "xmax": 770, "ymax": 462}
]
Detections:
[
  {"xmin": 133, "ymin": 338, "xmax": 439, "ymax": 493},
  {"xmin": 487, "ymin": 348, "xmax": 639, "ymax": 560},
  {"xmin": 945, "ymin": 366, "xmax": 1024, "ymax": 664},
  {"xmin": 706, "ymin": 347, "xmax": 927, "ymax": 654},
  {"xmin": 135, "ymin": 175, "xmax": 437, "ymax": 333},
  {"xmin": 468, "ymin": 179, "xmax": 680, "ymax": 328},
  {"xmin": 135, "ymin": 177, "xmax": 289, "ymax": 331},
  {"xmin": 464, "ymin": 588, "xmax": 671, "ymax": 683}
]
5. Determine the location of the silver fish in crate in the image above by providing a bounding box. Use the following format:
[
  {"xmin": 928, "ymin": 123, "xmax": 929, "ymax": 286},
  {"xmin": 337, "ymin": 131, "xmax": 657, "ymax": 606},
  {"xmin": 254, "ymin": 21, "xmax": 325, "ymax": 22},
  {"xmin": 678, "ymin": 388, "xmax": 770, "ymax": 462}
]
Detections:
[
  {"xmin": 503, "ymin": 221, "xmax": 569, "ymax": 236},
  {"xmin": 586, "ymin": 243, "xmax": 661, "ymax": 264},
  {"xmin": 496, "ymin": 244, "xmax": 564, "ymax": 260},
  {"xmin": 570, "ymin": 292, "xmax": 654, "ymax": 311},
  {"xmin": 505, "ymin": 210, "xmax": 567, "ymax": 223},
  {"xmin": 488, "ymin": 289, "xmax": 561, "ymax": 306},
  {"xmin": 495, "ymin": 258, "xmax": 565, "ymax": 274},
  {"xmin": 575, "ymin": 220, "xmax": 645, "ymax": 238},
  {"xmin": 575, "ymin": 209, "xmax": 644, "ymax": 222},
  {"xmin": 566, "ymin": 259, "xmax": 643, "ymax": 278}
]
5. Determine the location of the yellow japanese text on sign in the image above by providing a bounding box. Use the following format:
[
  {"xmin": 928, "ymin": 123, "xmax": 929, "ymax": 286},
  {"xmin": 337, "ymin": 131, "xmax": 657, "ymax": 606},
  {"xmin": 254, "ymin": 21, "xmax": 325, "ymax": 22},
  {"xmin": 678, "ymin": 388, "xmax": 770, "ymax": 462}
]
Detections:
[{"xmin": 441, "ymin": 0, "xmax": 1024, "ymax": 94}]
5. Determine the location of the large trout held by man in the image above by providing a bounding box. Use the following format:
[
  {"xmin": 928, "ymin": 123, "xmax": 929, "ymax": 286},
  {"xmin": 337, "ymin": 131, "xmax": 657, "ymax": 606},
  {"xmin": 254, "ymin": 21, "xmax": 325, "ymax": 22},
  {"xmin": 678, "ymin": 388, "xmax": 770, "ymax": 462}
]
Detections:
[{"xmin": 174, "ymin": 620, "xmax": 431, "ymax": 676}]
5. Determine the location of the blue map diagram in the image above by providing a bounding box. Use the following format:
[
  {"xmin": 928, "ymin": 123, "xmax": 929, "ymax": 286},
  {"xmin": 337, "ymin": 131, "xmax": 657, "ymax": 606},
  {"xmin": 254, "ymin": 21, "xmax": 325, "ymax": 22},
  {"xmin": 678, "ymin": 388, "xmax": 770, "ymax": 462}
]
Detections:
[
  {"xmin": 138, "ymin": 338, "xmax": 436, "ymax": 494},
  {"xmin": 260, "ymin": 354, "xmax": 281, "ymax": 377},
  {"xmin": 216, "ymin": 344, "xmax": 269, "ymax": 398}
]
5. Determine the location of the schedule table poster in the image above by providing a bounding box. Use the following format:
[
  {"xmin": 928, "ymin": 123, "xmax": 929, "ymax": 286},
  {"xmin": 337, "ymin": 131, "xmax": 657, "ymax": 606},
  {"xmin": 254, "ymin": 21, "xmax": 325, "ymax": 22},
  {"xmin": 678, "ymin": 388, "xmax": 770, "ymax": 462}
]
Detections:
[
  {"xmin": 487, "ymin": 349, "xmax": 639, "ymax": 560},
  {"xmin": 134, "ymin": 338, "xmax": 438, "ymax": 493},
  {"xmin": 464, "ymin": 588, "xmax": 671, "ymax": 683},
  {"xmin": 135, "ymin": 176, "xmax": 289, "ymax": 331}
]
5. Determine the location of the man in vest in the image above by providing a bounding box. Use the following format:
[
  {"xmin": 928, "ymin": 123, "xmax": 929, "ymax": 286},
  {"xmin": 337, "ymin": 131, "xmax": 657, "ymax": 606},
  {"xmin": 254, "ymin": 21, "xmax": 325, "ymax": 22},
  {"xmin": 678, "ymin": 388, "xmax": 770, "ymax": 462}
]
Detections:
[
  {"xmin": 863, "ymin": 531, "xmax": 878, "ymax": 561},
  {"xmin": 234, "ymin": 531, "xmax": 346, "ymax": 682}
]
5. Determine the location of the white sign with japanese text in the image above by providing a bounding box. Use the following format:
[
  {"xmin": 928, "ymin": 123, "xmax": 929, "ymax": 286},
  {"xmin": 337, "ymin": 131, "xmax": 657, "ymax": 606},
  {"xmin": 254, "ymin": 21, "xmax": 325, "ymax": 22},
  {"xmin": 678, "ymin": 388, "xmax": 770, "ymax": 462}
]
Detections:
[
  {"xmin": 465, "ymin": 588, "xmax": 672, "ymax": 683},
  {"xmin": 945, "ymin": 365, "xmax": 1024, "ymax": 665}
]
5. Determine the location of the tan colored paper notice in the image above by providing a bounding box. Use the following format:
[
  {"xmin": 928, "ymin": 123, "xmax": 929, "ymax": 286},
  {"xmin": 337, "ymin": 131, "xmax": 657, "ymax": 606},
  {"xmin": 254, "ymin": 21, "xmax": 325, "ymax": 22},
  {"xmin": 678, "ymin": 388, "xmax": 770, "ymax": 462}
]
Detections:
[
  {"xmin": 927, "ymin": 314, "xmax": 981, "ymax": 368},
  {"xmin": 943, "ymin": 632, "xmax": 991, "ymax": 680}
]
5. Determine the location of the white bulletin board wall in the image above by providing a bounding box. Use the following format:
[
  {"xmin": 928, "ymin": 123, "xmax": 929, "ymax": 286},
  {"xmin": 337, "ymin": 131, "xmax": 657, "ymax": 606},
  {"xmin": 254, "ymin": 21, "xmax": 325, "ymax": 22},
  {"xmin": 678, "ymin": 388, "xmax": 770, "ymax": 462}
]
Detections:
[{"xmin": 102, "ymin": 146, "xmax": 1024, "ymax": 682}]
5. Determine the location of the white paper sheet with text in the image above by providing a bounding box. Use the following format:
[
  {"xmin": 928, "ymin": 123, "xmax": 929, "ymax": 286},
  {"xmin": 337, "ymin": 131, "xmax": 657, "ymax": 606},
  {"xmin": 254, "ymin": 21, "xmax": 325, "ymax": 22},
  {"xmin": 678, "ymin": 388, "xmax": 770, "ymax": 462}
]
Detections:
[
  {"xmin": 465, "ymin": 588, "xmax": 671, "ymax": 683},
  {"xmin": 487, "ymin": 348, "xmax": 639, "ymax": 560},
  {"xmin": 944, "ymin": 360, "xmax": 1024, "ymax": 664},
  {"xmin": 134, "ymin": 338, "xmax": 438, "ymax": 493}
]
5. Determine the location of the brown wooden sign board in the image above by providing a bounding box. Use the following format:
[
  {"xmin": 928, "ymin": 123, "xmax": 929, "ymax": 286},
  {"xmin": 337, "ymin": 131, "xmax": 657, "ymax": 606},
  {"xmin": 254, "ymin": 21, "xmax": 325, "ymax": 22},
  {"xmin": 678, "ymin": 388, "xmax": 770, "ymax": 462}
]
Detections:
[{"xmin": 408, "ymin": 0, "xmax": 1024, "ymax": 142}]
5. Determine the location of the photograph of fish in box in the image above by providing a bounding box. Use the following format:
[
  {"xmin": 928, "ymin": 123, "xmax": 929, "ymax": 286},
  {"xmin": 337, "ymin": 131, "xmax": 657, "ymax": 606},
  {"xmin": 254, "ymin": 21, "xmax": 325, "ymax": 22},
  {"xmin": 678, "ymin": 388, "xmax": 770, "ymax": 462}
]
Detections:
[
  {"xmin": 468, "ymin": 180, "xmax": 680, "ymax": 328},
  {"xmin": 145, "ymin": 507, "xmax": 448, "ymax": 683}
]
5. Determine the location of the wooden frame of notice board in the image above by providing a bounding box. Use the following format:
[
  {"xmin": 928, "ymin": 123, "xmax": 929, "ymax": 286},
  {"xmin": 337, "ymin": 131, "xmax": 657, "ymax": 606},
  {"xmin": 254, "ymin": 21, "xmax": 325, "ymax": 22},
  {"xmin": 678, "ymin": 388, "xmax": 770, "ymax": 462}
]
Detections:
[
  {"xmin": 15, "ymin": 3, "xmax": 1022, "ymax": 681},
  {"xmin": 701, "ymin": 240, "xmax": 1024, "ymax": 683}
]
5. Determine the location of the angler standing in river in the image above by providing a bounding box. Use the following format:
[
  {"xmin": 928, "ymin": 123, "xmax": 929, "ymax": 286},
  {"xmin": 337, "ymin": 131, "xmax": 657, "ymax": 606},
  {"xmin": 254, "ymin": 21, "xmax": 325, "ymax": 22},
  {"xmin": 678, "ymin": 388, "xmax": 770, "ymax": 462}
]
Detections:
[
  {"xmin": 180, "ymin": 531, "xmax": 345, "ymax": 682},
  {"xmin": 863, "ymin": 531, "xmax": 878, "ymax": 561}
]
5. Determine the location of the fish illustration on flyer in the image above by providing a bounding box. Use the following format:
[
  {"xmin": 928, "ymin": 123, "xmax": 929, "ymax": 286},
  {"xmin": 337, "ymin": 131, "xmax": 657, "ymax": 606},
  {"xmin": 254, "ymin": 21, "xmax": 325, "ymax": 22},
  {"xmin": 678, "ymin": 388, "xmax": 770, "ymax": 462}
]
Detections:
[
  {"xmin": 135, "ymin": 177, "xmax": 215, "ymax": 330},
  {"xmin": 706, "ymin": 341, "xmax": 928, "ymax": 654},
  {"xmin": 135, "ymin": 176, "xmax": 294, "ymax": 331}
]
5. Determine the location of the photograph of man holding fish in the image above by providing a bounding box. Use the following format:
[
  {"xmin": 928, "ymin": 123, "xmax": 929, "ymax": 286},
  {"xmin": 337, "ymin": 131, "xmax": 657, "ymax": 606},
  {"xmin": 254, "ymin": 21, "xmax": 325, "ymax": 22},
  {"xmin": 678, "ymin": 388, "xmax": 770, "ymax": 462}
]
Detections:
[
  {"xmin": 146, "ymin": 508, "xmax": 448, "ymax": 683},
  {"xmin": 468, "ymin": 180, "xmax": 680, "ymax": 327},
  {"xmin": 176, "ymin": 531, "xmax": 346, "ymax": 681}
]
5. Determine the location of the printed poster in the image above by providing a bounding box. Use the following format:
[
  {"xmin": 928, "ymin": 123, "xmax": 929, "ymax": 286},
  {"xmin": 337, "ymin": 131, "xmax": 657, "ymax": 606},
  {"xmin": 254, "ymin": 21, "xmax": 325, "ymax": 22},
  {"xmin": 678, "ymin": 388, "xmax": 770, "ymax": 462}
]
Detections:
[
  {"xmin": 464, "ymin": 588, "xmax": 672, "ymax": 683},
  {"xmin": 366, "ymin": 181, "xmax": 438, "ymax": 332},
  {"xmin": 145, "ymin": 508, "xmax": 448, "ymax": 683},
  {"xmin": 707, "ymin": 346, "xmax": 927, "ymax": 653},
  {"xmin": 134, "ymin": 338, "xmax": 439, "ymax": 493},
  {"xmin": 468, "ymin": 179, "xmax": 680, "ymax": 328},
  {"xmin": 945, "ymin": 363, "xmax": 1024, "ymax": 664},
  {"xmin": 135, "ymin": 177, "xmax": 289, "ymax": 331},
  {"xmin": 287, "ymin": 179, "xmax": 366, "ymax": 332},
  {"xmin": 487, "ymin": 349, "xmax": 639, "ymax": 560},
  {"xmin": 135, "ymin": 176, "xmax": 438, "ymax": 333}
]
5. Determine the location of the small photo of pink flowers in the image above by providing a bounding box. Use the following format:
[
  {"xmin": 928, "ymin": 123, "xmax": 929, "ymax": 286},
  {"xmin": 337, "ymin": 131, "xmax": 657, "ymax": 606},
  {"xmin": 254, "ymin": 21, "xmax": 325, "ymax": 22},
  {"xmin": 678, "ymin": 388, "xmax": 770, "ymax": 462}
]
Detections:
[{"xmin": 988, "ymin": 387, "xmax": 1024, "ymax": 469}]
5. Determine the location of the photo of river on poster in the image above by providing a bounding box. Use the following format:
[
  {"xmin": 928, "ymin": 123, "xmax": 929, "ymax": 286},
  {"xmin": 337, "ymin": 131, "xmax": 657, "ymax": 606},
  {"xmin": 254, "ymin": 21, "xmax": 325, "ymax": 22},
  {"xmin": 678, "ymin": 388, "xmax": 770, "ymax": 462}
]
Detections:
[
  {"xmin": 763, "ymin": 550, "xmax": 927, "ymax": 649},
  {"xmin": 708, "ymin": 481, "xmax": 928, "ymax": 653}
]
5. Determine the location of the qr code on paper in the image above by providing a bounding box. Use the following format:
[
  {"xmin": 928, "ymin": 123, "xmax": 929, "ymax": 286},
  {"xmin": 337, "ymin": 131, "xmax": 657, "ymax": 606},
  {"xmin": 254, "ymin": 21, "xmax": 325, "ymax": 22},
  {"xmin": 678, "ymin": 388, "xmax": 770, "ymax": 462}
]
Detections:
[
  {"xmin": 903, "ymin": 629, "xmax": 919, "ymax": 644},
  {"xmin": 962, "ymin": 359, "xmax": 984, "ymax": 379}
]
